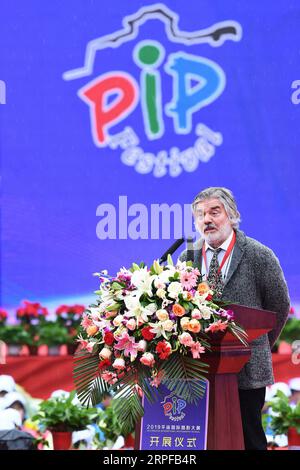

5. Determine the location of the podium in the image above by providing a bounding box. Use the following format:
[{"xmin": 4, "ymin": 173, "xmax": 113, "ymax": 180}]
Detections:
[
  {"xmin": 205, "ymin": 304, "xmax": 276, "ymax": 450},
  {"xmin": 135, "ymin": 304, "xmax": 276, "ymax": 450}
]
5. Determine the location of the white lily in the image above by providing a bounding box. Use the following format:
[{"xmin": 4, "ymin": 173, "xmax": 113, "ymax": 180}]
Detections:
[
  {"xmin": 148, "ymin": 320, "xmax": 174, "ymax": 340},
  {"xmin": 157, "ymin": 266, "xmax": 177, "ymax": 284},
  {"xmin": 130, "ymin": 268, "xmax": 156, "ymax": 297},
  {"xmin": 198, "ymin": 303, "xmax": 214, "ymax": 320},
  {"xmin": 89, "ymin": 307, "xmax": 102, "ymax": 321},
  {"xmin": 124, "ymin": 296, "xmax": 157, "ymax": 323},
  {"xmin": 93, "ymin": 317, "xmax": 113, "ymax": 330}
]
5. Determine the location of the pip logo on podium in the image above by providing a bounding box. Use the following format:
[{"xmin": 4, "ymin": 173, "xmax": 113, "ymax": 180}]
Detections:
[
  {"xmin": 163, "ymin": 393, "xmax": 187, "ymax": 422},
  {"xmin": 63, "ymin": 3, "xmax": 242, "ymax": 176}
]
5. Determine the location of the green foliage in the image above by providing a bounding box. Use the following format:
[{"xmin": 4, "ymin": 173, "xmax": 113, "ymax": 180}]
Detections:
[
  {"xmin": 0, "ymin": 324, "xmax": 32, "ymax": 345},
  {"xmin": 74, "ymin": 350, "xmax": 108, "ymax": 406},
  {"xmin": 161, "ymin": 353, "xmax": 209, "ymax": 404},
  {"xmin": 97, "ymin": 404, "xmax": 123, "ymax": 448},
  {"xmin": 38, "ymin": 322, "xmax": 69, "ymax": 346},
  {"xmin": 73, "ymin": 350, "xmax": 210, "ymax": 434},
  {"xmin": 114, "ymin": 386, "xmax": 143, "ymax": 436},
  {"xmin": 278, "ymin": 318, "xmax": 300, "ymax": 344},
  {"xmin": 32, "ymin": 391, "xmax": 100, "ymax": 432},
  {"xmin": 267, "ymin": 391, "xmax": 300, "ymax": 435}
]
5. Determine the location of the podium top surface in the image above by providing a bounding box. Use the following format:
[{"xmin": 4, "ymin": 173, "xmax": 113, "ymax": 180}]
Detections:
[{"xmin": 226, "ymin": 304, "xmax": 276, "ymax": 330}]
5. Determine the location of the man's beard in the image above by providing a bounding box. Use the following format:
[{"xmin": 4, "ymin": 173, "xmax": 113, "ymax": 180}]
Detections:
[{"xmin": 200, "ymin": 223, "xmax": 232, "ymax": 247}]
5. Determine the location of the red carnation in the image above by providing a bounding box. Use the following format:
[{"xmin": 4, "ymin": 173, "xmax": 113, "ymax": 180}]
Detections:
[
  {"xmin": 104, "ymin": 331, "xmax": 115, "ymax": 346},
  {"xmin": 156, "ymin": 341, "xmax": 172, "ymax": 360},
  {"xmin": 141, "ymin": 326, "xmax": 155, "ymax": 341},
  {"xmin": 99, "ymin": 359, "xmax": 111, "ymax": 370},
  {"xmin": 206, "ymin": 294, "xmax": 213, "ymax": 301}
]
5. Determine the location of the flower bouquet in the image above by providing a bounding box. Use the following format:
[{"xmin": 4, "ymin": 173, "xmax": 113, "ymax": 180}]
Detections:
[{"xmin": 74, "ymin": 257, "xmax": 248, "ymax": 434}]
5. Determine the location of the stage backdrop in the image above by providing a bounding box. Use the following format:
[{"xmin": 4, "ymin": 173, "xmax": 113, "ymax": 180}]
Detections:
[{"xmin": 1, "ymin": 0, "xmax": 300, "ymax": 312}]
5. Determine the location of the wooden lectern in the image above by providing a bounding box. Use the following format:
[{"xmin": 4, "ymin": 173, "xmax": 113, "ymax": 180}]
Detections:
[
  {"xmin": 135, "ymin": 304, "xmax": 276, "ymax": 450},
  {"xmin": 205, "ymin": 304, "xmax": 276, "ymax": 450}
]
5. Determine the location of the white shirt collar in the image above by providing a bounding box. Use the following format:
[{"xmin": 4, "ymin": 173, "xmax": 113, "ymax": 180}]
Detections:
[{"xmin": 205, "ymin": 230, "xmax": 234, "ymax": 252}]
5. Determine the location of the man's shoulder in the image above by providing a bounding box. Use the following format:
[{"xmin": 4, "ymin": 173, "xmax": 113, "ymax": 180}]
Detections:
[{"xmin": 242, "ymin": 232, "xmax": 276, "ymax": 260}]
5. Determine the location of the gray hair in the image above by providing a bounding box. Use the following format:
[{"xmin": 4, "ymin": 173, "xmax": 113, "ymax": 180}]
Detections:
[{"xmin": 192, "ymin": 187, "xmax": 241, "ymax": 229}]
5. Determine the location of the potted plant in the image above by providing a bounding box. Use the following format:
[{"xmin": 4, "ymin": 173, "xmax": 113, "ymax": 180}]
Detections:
[
  {"xmin": 16, "ymin": 300, "xmax": 48, "ymax": 355},
  {"xmin": 56, "ymin": 305, "xmax": 85, "ymax": 354},
  {"xmin": 32, "ymin": 391, "xmax": 100, "ymax": 450},
  {"xmin": 97, "ymin": 404, "xmax": 123, "ymax": 449},
  {"xmin": 0, "ymin": 324, "xmax": 31, "ymax": 355},
  {"xmin": 267, "ymin": 390, "xmax": 300, "ymax": 448},
  {"xmin": 38, "ymin": 322, "xmax": 69, "ymax": 355}
]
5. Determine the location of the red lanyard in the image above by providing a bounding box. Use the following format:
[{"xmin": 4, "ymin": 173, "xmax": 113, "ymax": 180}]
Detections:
[{"xmin": 202, "ymin": 231, "xmax": 236, "ymax": 275}]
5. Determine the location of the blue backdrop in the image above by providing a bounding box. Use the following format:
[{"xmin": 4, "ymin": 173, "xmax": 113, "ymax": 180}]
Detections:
[{"xmin": 1, "ymin": 0, "xmax": 299, "ymax": 310}]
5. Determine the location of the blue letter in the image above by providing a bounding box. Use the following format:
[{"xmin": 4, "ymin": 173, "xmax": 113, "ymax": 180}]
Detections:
[{"xmin": 165, "ymin": 52, "xmax": 225, "ymax": 133}]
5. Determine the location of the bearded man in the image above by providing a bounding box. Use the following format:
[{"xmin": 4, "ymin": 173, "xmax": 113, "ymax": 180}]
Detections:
[{"xmin": 179, "ymin": 187, "xmax": 290, "ymax": 450}]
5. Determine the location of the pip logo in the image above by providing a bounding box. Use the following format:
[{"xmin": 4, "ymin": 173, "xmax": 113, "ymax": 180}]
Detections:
[
  {"xmin": 163, "ymin": 394, "xmax": 187, "ymax": 422},
  {"xmin": 63, "ymin": 3, "xmax": 242, "ymax": 176}
]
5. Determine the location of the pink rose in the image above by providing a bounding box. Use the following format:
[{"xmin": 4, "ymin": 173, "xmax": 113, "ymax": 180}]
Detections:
[
  {"xmin": 99, "ymin": 347, "xmax": 112, "ymax": 360},
  {"xmin": 137, "ymin": 339, "xmax": 147, "ymax": 352},
  {"xmin": 140, "ymin": 352, "xmax": 155, "ymax": 367},
  {"xmin": 112, "ymin": 358, "xmax": 126, "ymax": 371},
  {"xmin": 126, "ymin": 318, "xmax": 137, "ymax": 331},
  {"xmin": 191, "ymin": 309, "xmax": 202, "ymax": 320},
  {"xmin": 179, "ymin": 332, "xmax": 194, "ymax": 347}
]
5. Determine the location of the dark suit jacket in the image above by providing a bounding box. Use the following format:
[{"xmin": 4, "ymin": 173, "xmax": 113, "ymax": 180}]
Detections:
[{"xmin": 179, "ymin": 229, "xmax": 290, "ymax": 389}]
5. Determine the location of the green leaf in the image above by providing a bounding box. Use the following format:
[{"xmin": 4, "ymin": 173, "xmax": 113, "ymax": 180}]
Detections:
[
  {"xmin": 228, "ymin": 324, "xmax": 248, "ymax": 347},
  {"xmin": 111, "ymin": 281, "xmax": 126, "ymax": 290},
  {"xmin": 113, "ymin": 384, "xmax": 144, "ymax": 436},
  {"xmin": 167, "ymin": 254, "xmax": 174, "ymax": 266},
  {"xmin": 130, "ymin": 263, "xmax": 141, "ymax": 272},
  {"xmin": 73, "ymin": 350, "xmax": 108, "ymax": 406},
  {"xmin": 106, "ymin": 303, "xmax": 121, "ymax": 312},
  {"xmin": 160, "ymin": 352, "xmax": 208, "ymax": 403}
]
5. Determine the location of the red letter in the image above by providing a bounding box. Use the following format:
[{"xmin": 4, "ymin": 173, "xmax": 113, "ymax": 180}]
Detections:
[
  {"xmin": 79, "ymin": 72, "xmax": 138, "ymax": 146},
  {"xmin": 163, "ymin": 402, "xmax": 172, "ymax": 415}
]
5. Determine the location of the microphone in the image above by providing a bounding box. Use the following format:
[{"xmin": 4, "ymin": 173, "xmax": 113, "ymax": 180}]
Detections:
[
  {"xmin": 186, "ymin": 236, "xmax": 195, "ymax": 263},
  {"xmin": 159, "ymin": 238, "xmax": 185, "ymax": 263}
]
